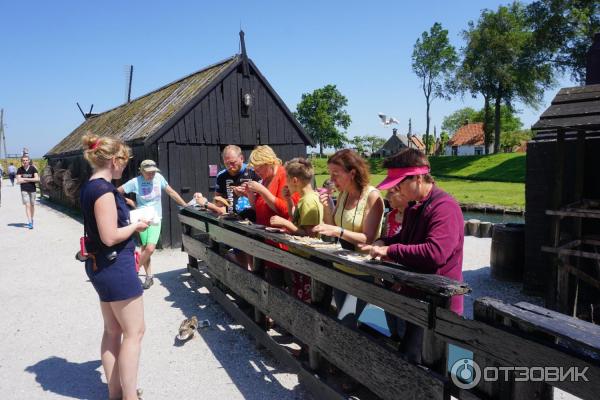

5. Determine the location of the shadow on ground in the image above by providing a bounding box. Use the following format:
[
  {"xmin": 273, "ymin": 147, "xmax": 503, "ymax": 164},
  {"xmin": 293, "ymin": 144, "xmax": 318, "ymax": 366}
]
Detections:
[
  {"xmin": 155, "ymin": 267, "xmax": 304, "ymax": 400},
  {"xmin": 38, "ymin": 197, "xmax": 83, "ymax": 223},
  {"xmin": 25, "ymin": 356, "xmax": 105, "ymax": 400},
  {"xmin": 7, "ymin": 223, "xmax": 29, "ymax": 228},
  {"xmin": 462, "ymin": 266, "xmax": 543, "ymax": 319}
]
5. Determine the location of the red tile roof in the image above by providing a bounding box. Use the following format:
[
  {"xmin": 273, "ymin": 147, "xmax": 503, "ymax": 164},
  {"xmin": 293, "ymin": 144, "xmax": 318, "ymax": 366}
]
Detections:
[
  {"xmin": 448, "ymin": 123, "xmax": 485, "ymax": 146},
  {"xmin": 409, "ymin": 135, "xmax": 425, "ymax": 150}
]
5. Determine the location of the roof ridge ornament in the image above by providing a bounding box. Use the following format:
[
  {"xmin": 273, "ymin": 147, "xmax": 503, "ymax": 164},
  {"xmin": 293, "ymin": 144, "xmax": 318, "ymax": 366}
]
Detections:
[{"xmin": 239, "ymin": 30, "xmax": 249, "ymax": 77}]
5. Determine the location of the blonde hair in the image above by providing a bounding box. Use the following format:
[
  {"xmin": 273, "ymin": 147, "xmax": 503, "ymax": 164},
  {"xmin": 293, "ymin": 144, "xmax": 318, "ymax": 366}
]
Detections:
[
  {"xmin": 82, "ymin": 132, "xmax": 131, "ymax": 170},
  {"xmin": 248, "ymin": 145, "xmax": 281, "ymax": 167},
  {"xmin": 284, "ymin": 157, "xmax": 314, "ymax": 182}
]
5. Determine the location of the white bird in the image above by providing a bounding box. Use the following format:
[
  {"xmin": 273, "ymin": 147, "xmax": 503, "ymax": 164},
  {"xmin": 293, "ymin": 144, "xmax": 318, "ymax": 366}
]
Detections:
[{"xmin": 378, "ymin": 113, "xmax": 399, "ymax": 126}]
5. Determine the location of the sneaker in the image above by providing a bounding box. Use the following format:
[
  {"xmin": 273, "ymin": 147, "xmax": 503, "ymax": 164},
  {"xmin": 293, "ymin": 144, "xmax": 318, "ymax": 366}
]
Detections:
[
  {"xmin": 28, "ymin": 222, "xmax": 33, "ymax": 230},
  {"xmin": 142, "ymin": 276, "xmax": 154, "ymax": 290}
]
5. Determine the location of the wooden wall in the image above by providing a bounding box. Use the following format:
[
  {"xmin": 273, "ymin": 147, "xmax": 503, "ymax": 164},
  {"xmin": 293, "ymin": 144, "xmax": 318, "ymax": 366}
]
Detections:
[
  {"xmin": 525, "ymin": 135, "xmax": 600, "ymax": 302},
  {"xmin": 157, "ymin": 64, "xmax": 309, "ymax": 247}
]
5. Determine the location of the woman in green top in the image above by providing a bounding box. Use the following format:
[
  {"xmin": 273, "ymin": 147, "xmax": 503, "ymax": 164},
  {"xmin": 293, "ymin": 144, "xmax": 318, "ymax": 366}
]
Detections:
[{"xmin": 314, "ymin": 149, "xmax": 384, "ymax": 325}]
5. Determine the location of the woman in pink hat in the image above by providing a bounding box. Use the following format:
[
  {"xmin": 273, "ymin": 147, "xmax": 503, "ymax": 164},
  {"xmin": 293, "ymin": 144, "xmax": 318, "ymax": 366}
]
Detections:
[{"xmin": 359, "ymin": 148, "xmax": 464, "ymax": 364}]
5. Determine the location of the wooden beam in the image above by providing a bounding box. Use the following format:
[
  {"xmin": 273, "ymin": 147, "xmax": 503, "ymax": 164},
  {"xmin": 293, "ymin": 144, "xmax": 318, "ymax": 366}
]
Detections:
[
  {"xmin": 182, "ymin": 233, "xmax": 430, "ymax": 327},
  {"xmin": 179, "ymin": 209, "xmax": 470, "ymax": 297},
  {"xmin": 435, "ymin": 307, "xmax": 600, "ymax": 400},
  {"xmin": 196, "ymin": 245, "xmax": 447, "ymax": 400}
]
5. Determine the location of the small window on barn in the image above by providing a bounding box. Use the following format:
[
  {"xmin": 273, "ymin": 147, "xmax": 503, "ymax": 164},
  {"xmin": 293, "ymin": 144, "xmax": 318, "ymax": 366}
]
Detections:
[
  {"xmin": 474, "ymin": 146, "xmax": 483, "ymax": 155},
  {"xmin": 452, "ymin": 146, "xmax": 458, "ymax": 156}
]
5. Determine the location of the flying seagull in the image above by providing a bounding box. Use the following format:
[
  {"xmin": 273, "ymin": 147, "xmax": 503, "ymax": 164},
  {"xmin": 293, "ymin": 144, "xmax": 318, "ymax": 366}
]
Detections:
[{"xmin": 378, "ymin": 113, "xmax": 399, "ymax": 126}]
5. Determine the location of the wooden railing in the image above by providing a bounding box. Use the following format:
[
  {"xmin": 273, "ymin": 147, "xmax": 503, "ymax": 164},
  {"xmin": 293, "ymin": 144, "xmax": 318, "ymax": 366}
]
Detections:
[{"xmin": 179, "ymin": 207, "xmax": 600, "ymax": 400}]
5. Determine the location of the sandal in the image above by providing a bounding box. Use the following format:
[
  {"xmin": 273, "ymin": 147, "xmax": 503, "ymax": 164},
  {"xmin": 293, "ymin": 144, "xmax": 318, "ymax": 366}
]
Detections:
[{"xmin": 177, "ymin": 316, "xmax": 198, "ymax": 341}]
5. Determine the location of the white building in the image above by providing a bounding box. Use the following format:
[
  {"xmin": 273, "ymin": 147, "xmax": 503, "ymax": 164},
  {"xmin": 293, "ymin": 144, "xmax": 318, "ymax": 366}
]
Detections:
[{"xmin": 445, "ymin": 122, "xmax": 492, "ymax": 156}]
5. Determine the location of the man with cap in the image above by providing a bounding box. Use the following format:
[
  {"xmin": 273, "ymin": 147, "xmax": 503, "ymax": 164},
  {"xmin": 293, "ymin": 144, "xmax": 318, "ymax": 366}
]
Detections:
[
  {"xmin": 118, "ymin": 159, "xmax": 187, "ymax": 289},
  {"xmin": 359, "ymin": 148, "xmax": 464, "ymax": 364}
]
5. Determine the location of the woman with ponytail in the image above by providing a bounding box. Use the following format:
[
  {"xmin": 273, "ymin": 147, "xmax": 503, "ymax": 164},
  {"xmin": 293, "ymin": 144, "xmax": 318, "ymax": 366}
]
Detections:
[{"xmin": 80, "ymin": 132, "xmax": 149, "ymax": 400}]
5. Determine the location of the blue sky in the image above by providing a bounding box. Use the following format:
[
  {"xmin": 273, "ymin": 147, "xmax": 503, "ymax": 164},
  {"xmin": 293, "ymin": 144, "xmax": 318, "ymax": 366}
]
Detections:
[{"xmin": 1, "ymin": 0, "xmax": 573, "ymax": 157}]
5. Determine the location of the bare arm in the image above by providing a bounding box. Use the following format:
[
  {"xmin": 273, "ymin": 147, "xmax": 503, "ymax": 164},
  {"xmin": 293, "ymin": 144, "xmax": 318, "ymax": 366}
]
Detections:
[
  {"xmin": 193, "ymin": 192, "xmax": 226, "ymax": 215},
  {"xmin": 117, "ymin": 186, "xmax": 136, "ymax": 208},
  {"xmin": 329, "ymin": 191, "xmax": 384, "ymax": 246},
  {"xmin": 95, "ymin": 192, "xmax": 148, "ymax": 247},
  {"xmin": 319, "ymin": 191, "xmax": 336, "ymax": 225},
  {"xmin": 165, "ymin": 185, "xmax": 187, "ymax": 207}
]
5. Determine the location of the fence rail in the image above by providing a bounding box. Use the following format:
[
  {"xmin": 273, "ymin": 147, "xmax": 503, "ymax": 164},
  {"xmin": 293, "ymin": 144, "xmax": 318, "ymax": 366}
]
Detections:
[{"xmin": 179, "ymin": 207, "xmax": 600, "ymax": 400}]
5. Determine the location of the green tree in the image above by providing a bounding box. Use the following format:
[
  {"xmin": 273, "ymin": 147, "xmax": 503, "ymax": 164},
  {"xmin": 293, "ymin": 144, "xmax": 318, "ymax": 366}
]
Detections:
[
  {"xmin": 364, "ymin": 135, "xmax": 386, "ymax": 155},
  {"xmin": 439, "ymin": 131, "xmax": 451, "ymax": 155},
  {"xmin": 412, "ymin": 22, "xmax": 458, "ymax": 155},
  {"xmin": 295, "ymin": 85, "xmax": 351, "ymax": 157},
  {"xmin": 441, "ymin": 107, "xmax": 479, "ymax": 134},
  {"xmin": 457, "ymin": 3, "xmax": 554, "ymax": 153},
  {"xmin": 348, "ymin": 136, "xmax": 367, "ymax": 155},
  {"xmin": 442, "ymin": 106, "xmax": 523, "ymax": 137},
  {"xmin": 527, "ymin": 0, "xmax": 600, "ymax": 84},
  {"xmin": 474, "ymin": 105, "xmax": 523, "ymax": 133},
  {"xmin": 501, "ymin": 129, "xmax": 534, "ymax": 151}
]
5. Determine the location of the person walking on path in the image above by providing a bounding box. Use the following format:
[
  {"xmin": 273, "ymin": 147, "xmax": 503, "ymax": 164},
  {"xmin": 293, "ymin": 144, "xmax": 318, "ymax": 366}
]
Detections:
[
  {"xmin": 118, "ymin": 159, "xmax": 187, "ymax": 290},
  {"xmin": 8, "ymin": 163, "xmax": 17, "ymax": 186},
  {"xmin": 81, "ymin": 133, "xmax": 149, "ymax": 400},
  {"xmin": 16, "ymin": 155, "xmax": 39, "ymax": 229}
]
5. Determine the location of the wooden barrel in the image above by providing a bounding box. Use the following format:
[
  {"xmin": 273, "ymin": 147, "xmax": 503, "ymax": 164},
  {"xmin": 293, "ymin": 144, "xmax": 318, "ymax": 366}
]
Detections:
[{"xmin": 491, "ymin": 223, "xmax": 525, "ymax": 282}]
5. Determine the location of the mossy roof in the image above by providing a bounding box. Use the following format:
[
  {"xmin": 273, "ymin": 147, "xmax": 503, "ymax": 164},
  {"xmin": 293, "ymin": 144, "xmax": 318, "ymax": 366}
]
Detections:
[{"xmin": 46, "ymin": 56, "xmax": 239, "ymax": 156}]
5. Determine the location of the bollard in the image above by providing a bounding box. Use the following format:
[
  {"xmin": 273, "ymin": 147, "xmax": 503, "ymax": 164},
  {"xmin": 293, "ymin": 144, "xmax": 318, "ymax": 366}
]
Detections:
[
  {"xmin": 479, "ymin": 221, "xmax": 493, "ymax": 238},
  {"xmin": 467, "ymin": 219, "xmax": 481, "ymax": 237}
]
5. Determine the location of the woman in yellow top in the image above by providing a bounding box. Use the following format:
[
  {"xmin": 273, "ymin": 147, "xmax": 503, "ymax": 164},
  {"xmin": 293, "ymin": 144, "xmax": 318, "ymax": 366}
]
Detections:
[{"xmin": 314, "ymin": 149, "xmax": 384, "ymax": 326}]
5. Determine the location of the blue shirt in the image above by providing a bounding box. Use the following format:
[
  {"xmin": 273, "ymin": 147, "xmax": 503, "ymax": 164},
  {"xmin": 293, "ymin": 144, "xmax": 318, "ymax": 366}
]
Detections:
[
  {"xmin": 122, "ymin": 173, "xmax": 168, "ymax": 218},
  {"xmin": 215, "ymin": 163, "xmax": 258, "ymax": 213}
]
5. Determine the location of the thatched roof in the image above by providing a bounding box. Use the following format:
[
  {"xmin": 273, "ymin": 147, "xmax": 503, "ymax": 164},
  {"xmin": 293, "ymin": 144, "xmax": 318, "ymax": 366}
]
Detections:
[{"xmin": 46, "ymin": 56, "xmax": 239, "ymax": 157}]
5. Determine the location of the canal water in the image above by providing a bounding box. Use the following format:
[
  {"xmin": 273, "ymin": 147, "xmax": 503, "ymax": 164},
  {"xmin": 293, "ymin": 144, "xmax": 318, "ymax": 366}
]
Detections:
[{"xmin": 463, "ymin": 210, "xmax": 524, "ymax": 224}]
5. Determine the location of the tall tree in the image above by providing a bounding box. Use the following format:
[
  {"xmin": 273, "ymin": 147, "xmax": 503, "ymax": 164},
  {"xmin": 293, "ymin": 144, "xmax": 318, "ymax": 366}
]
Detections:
[
  {"xmin": 527, "ymin": 0, "xmax": 600, "ymax": 84},
  {"xmin": 412, "ymin": 22, "xmax": 458, "ymax": 155},
  {"xmin": 457, "ymin": 3, "xmax": 554, "ymax": 153},
  {"xmin": 295, "ymin": 85, "xmax": 351, "ymax": 157}
]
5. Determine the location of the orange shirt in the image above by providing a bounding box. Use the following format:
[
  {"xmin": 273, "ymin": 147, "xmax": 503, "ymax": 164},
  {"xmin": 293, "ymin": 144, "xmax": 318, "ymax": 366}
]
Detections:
[{"xmin": 254, "ymin": 165, "xmax": 299, "ymax": 226}]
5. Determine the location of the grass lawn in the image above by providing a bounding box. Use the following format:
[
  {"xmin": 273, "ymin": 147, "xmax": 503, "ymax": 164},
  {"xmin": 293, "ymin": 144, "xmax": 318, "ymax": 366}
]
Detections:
[
  {"xmin": 429, "ymin": 153, "xmax": 525, "ymax": 183},
  {"xmin": 315, "ymin": 174, "xmax": 524, "ymax": 209},
  {"xmin": 312, "ymin": 153, "xmax": 526, "ymax": 183}
]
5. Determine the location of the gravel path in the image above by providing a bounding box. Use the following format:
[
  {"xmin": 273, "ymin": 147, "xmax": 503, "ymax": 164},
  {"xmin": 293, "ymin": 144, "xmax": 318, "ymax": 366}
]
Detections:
[{"xmin": 0, "ymin": 181, "xmax": 307, "ymax": 400}]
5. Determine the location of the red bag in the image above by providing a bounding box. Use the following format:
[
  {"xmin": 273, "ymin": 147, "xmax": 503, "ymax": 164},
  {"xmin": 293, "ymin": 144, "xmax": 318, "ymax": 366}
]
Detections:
[{"xmin": 135, "ymin": 251, "xmax": 141, "ymax": 273}]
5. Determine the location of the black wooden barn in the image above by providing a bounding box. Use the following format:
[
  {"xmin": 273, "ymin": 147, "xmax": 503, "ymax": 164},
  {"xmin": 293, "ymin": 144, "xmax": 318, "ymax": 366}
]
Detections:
[
  {"xmin": 525, "ymin": 33, "xmax": 600, "ymax": 321},
  {"xmin": 44, "ymin": 37, "xmax": 313, "ymax": 248}
]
